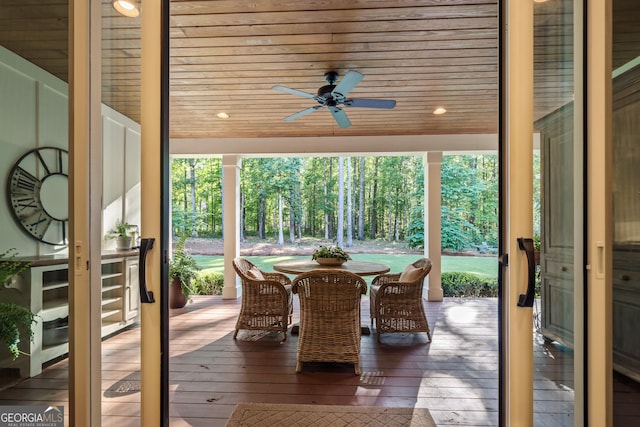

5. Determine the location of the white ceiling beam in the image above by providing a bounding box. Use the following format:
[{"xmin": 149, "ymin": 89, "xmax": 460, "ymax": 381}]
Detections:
[{"xmin": 170, "ymin": 134, "xmax": 498, "ymax": 158}]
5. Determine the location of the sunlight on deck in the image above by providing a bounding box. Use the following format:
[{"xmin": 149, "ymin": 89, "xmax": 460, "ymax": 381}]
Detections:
[{"xmin": 444, "ymin": 305, "xmax": 479, "ymax": 324}]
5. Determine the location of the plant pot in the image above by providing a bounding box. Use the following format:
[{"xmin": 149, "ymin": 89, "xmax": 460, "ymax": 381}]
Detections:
[
  {"xmin": 169, "ymin": 276, "xmax": 187, "ymax": 309},
  {"xmin": 314, "ymin": 257, "xmax": 346, "ymax": 266},
  {"xmin": 116, "ymin": 236, "xmax": 132, "ymax": 251}
]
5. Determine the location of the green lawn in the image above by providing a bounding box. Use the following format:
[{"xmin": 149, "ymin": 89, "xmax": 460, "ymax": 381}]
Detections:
[{"xmin": 194, "ymin": 254, "xmax": 498, "ymax": 279}]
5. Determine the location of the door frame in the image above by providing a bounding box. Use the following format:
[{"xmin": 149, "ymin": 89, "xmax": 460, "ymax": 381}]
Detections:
[
  {"xmin": 69, "ymin": 0, "xmax": 103, "ymax": 425},
  {"xmin": 139, "ymin": 0, "xmax": 169, "ymax": 425},
  {"xmin": 500, "ymin": 0, "xmax": 535, "ymax": 424},
  {"xmin": 585, "ymin": 0, "xmax": 613, "ymax": 424}
]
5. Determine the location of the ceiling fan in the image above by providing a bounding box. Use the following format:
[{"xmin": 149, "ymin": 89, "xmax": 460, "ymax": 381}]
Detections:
[{"xmin": 272, "ymin": 70, "xmax": 396, "ymax": 128}]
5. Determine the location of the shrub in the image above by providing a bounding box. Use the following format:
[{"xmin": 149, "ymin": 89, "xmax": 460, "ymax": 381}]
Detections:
[
  {"xmin": 191, "ymin": 272, "xmax": 224, "ymax": 295},
  {"xmin": 441, "ymin": 272, "xmax": 497, "ymax": 297}
]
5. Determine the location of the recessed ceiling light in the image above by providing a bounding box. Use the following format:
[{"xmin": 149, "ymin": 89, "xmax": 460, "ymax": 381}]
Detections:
[
  {"xmin": 533, "ymin": 0, "xmax": 549, "ymax": 3},
  {"xmin": 433, "ymin": 107, "xmax": 447, "ymax": 115},
  {"xmin": 216, "ymin": 112, "xmax": 230, "ymax": 119},
  {"xmin": 113, "ymin": 0, "xmax": 140, "ymax": 18}
]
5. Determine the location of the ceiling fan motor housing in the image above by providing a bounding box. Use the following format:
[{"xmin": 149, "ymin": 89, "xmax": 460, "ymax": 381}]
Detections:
[
  {"xmin": 324, "ymin": 71, "xmax": 339, "ymax": 84},
  {"xmin": 317, "ymin": 84, "xmax": 337, "ymax": 100}
]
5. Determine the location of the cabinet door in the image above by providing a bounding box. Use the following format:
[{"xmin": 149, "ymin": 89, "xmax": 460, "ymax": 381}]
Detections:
[
  {"xmin": 612, "ymin": 65, "xmax": 640, "ymax": 382},
  {"xmin": 125, "ymin": 258, "xmax": 140, "ymax": 320},
  {"xmin": 612, "ymin": 251, "xmax": 640, "ymax": 381},
  {"xmin": 539, "ymin": 104, "xmax": 574, "ymax": 347}
]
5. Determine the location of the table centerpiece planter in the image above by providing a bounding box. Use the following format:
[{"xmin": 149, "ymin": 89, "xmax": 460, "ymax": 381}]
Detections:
[{"xmin": 311, "ymin": 245, "xmax": 350, "ymax": 266}]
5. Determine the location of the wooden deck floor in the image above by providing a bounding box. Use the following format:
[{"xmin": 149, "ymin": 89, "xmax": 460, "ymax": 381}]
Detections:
[{"xmin": 0, "ymin": 296, "xmax": 637, "ymax": 426}]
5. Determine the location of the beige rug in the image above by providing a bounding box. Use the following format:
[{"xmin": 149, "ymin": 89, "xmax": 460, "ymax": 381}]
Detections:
[{"xmin": 225, "ymin": 402, "xmax": 437, "ymax": 427}]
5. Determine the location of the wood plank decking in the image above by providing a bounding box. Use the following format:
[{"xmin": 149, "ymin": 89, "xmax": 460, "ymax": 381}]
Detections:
[{"xmin": 0, "ymin": 296, "xmax": 636, "ymax": 426}]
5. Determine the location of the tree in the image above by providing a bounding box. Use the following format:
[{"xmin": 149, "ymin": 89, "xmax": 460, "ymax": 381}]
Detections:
[
  {"xmin": 370, "ymin": 157, "xmax": 379, "ymax": 239},
  {"xmin": 337, "ymin": 157, "xmax": 345, "ymax": 247},
  {"xmin": 346, "ymin": 157, "xmax": 353, "ymax": 247},
  {"xmin": 407, "ymin": 154, "xmax": 498, "ymax": 250},
  {"xmin": 358, "ymin": 157, "xmax": 365, "ymax": 240},
  {"xmin": 171, "ymin": 153, "xmax": 499, "ymax": 252},
  {"xmin": 277, "ymin": 193, "xmax": 284, "ymax": 245},
  {"xmin": 188, "ymin": 159, "xmax": 198, "ymax": 237}
]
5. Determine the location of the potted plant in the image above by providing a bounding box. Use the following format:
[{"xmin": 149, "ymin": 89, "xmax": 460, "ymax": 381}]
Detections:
[
  {"xmin": 0, "ymin": 248, "xmax": 36, "ymax": 359},
  {"xmin": 311, "ymin": 245, "xmax": 351, "ymax": 265},
  {"xmin": 169, "ymin": 236, "xmax": 199, "ymax": 308},
  {"xmin": 105, "ymin": 219, "xmax": 138, "ymax": 251}
]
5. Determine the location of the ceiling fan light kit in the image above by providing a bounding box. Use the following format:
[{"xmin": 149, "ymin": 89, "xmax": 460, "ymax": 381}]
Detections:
[{"xmin": 272, "ymin": 70, "xmax": 396, "ymax": 128}]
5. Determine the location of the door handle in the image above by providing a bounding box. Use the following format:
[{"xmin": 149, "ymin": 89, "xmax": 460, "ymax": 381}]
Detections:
[
  {"xmin": 516, "ymin": 237, "xmax": 535, "ymax": 308},
  {"xmin": 138, "ymin": 238, "xmax": 156, "ymax": 304}
]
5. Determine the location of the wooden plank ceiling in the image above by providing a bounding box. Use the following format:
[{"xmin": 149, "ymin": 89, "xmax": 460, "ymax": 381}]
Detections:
[{"xmin": 0, "ymin": 0, "xmax": 638, "ymax": 140}]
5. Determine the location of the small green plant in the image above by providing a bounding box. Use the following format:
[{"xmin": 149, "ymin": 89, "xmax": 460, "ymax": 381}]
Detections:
[
  {"xmin": 441, "ymin": 272, "xmax": 498, "ymax": 298},
  {"xmin": 311, "ymin": 245, "xmax": 350, "ymax": 262},
  {"xmin": 169, "ymin": 236, "xmax": 199, "ymax": 299},
  {"xmin": 191, "ymin": 272, "xmax": 224, "ymax": 295},
  {"xmin": 105, "ymin": 219, "xmax": 138, "ymax": 240},
  {"xmin": 0, "ymin": 248, "xmax": 36, "ymax": 359}
]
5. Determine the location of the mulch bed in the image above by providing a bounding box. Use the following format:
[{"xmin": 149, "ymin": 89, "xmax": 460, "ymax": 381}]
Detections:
[{"xmin": 183, "ymin": 237, "xmax": 423, "ymax": 257}]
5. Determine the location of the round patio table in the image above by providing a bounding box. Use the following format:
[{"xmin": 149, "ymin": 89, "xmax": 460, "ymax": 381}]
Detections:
[
  {"xmin": 272, "ymin": 259, "xmax": 390, "ymax": 276},
  {"xmin": 272, "ymin": 259, "xmax": 390, "ymax": 336}
]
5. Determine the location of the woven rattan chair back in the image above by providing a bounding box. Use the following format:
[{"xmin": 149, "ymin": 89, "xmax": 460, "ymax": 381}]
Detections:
[
  {"xmin": 370, "ymin": 258, "xmax": 433, "ymax": 343},
  {"xmin": 232, "ymin": 257, "xmax": 293, "ymax": 342},
  {"xmin": 292, "ymin": 270, "xmax": 367, "ymax": 375}
]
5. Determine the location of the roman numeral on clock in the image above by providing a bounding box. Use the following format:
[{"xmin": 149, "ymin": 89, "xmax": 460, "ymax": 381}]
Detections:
[
  {"xmin": 24, "ymin": 211, "xmax": 53, "ymax": 239},
  {"xmin": 11, "ymin": 166, "xmax": 42, "ymax": 194},
  {"xmin": 11, "ymin": 195, "xmax": 41, "ymax": 213}
]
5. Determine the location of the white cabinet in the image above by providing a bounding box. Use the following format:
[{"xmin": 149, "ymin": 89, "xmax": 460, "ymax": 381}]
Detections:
[{"xmin": 0, "ymin": 252, "xmax": 139, "ymax": 377}]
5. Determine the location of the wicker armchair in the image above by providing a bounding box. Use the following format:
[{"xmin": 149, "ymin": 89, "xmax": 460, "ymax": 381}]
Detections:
[
  {"xmin": 232, "ymin": 257, "xmax": 293, "ymax": 342},
  {"xmin": 370, "ymin": 258, "xmax": 433, "ymax": 343},
  {"xmin": 292, "ymin": 270, "xmax": 367, "ymax": 375}
]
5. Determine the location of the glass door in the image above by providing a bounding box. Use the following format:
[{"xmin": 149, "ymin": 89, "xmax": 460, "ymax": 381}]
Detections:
[
  {"xmin": 100, "ymin": 1, "xmax": 144, "ymax": 425},
  {"xmin": 501, "ymin": 0, "xmax": 585, "ymax": 424},
  {"xmin": 532, "ymin": 0, "xmax": 584, "ymax": 425},
  {"xmin": 68, "ymin": 0, "xmax": 165, "ymax": 425},
  {"xmin": 611, "ymin": 0, "xmax": 640, "ymax": 423}
]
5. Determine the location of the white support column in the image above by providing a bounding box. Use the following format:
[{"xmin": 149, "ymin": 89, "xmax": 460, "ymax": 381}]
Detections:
[
  {"xmin": 222, "ymin": 155, "xmax": 241, "ymax": 299},
  {"xmin": 425, "ymin": 152, "xmax": 443, "ymax": 301}
]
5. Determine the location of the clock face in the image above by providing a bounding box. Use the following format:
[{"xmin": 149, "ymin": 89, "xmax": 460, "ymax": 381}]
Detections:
[{"xmin": 7, "ymin": 147, "xmax": 69, "ymax": 245}]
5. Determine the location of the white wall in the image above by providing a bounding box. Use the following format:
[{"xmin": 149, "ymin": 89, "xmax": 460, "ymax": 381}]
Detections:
[
  {"xmin": 0, "ymin": 45, "xmax": 141, "ymax": 257},
  {"xmin": 102, "ymin": 107, "xmax": 141, "ymax": 250},
  {"xmin": 0, "ymin": 46, "xmax": 68, "ymax": 256}
]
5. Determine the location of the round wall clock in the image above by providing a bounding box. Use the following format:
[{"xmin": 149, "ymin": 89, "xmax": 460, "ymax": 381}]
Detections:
[{"xmin": 7, "ymin": 147, "xmax": 69, "ymax": 245}]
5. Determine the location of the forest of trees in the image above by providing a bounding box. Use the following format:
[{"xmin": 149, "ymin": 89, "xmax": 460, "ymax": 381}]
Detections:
[{"xmin": 171, "ymin": 154, "xmax": 502, "ymax": 251}]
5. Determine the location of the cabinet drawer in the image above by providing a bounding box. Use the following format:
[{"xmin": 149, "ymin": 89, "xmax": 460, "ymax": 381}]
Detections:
[
  {"xmin": 613, "ymin": 269, "xmax": 640, "ymax": 289},
  {"xmin": 544, "ymin": 259, "xmax": 573, "ymax": 276}
]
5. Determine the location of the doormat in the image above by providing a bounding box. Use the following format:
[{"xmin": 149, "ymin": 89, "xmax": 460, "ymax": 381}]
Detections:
[{"xmin": 225, "ymin": 402, "xmax": 437, "ymax": 426}]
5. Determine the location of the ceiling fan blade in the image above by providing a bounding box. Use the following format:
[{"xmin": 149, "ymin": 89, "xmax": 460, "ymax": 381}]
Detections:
[
  {"xmin": 272, "ymin": 85, "xmax": 317, "ymax": 100},
  {"xmin": 283, "ymin": 106, "xmax": 322, "ymax": 121},
  {"xmin": 344, "ymin": 98, "xmax": 397, "ymax": 109},
  {"xmin": 328, "ymin": 106, "xmax": 351, "ymax": 128},
  {"xmin": 331, "ymin": 70, "xmax": 364, "ymax": 98}
]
